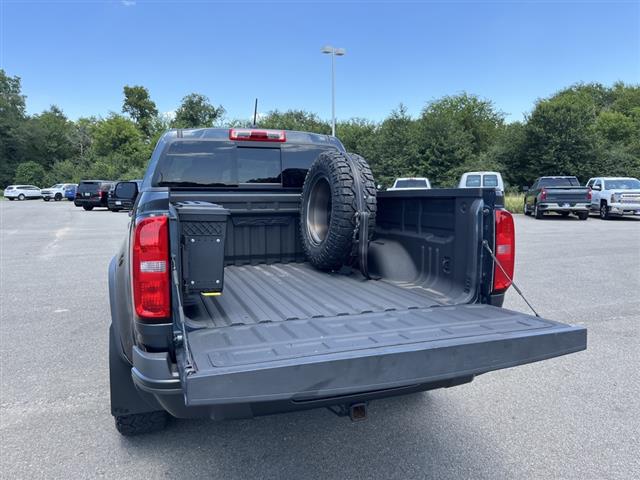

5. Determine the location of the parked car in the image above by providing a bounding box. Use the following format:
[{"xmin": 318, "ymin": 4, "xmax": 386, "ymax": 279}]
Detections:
[
  {"xmin": 3, "ymin": 185, "xmax": 42, "ymax": 201},
  {"xmin": 108, "ymin": 180, "xmax": 142, "ymax": 212},
  {"xmin": 458, "ymin": 171, "xmax": 504, "ymax": 192},
  {"xmin": 586, "ymin": 177, "xmax": 640, "ymax": 219},
  {"xmin": 74, "ymin": 180, "xmax": 115, "ymax": 210},
  {"xmin": 524, "ymin": 176, "xmax": 591, "ymax": 220},
  {"xmin": 41, "ymin": 183, "xmax": 76, "ymax": 202},
  {"xmin": 64, "ymin": 184, "xmax": 78, "ymax": 201},
  {"xmin": 108, "ymin": 127, "xmax": 586, "ymax": 436},
  {"xmin": 387, "ymin": 177, "xmax": 431, "ymax": 190}
]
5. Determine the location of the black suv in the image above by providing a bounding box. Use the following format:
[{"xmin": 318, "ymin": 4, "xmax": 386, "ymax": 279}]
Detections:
[
  {"xmin": 108, "ymin": 180, "xmax": 142, "ymax": 212},
  {"xmin": 74, "ymin": 180, "xmax": 115, "ymax": 210}
]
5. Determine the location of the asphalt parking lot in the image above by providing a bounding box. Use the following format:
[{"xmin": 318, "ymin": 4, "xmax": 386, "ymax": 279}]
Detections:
[{"xmin": 1, "ymin": 200, "xmax": 639, "ymax": 480}]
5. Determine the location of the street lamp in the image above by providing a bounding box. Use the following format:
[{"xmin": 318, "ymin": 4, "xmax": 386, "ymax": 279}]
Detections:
[{"xmin": 321, "ymin": 45, "xmax": 346, "ymax": 137}]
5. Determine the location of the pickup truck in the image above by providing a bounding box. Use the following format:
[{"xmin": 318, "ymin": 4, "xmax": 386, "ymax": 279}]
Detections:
[
  {"xmin": 108, "ymin": 128, "xmax": 587, "ymax": 436},
  {"xmin": 524, "ymin": 176, "xmax": 591, "ymax": 220},
  {"xmin": 586, "ymin": 177, "xmax": 640, "ymax": 219}
]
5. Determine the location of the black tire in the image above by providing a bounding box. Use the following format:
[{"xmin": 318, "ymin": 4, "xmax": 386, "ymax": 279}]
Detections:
[
  {"xmin": 8, "ymin": 197, "xmax": 14, "ymax": 201},
  {"xmin": 560, "ymin": 211, "xmax": 570, "ymax": 217},
  {"xmin": 115, "ymin": 411, "xmax": 168, "ymax": 436},
  {"xmin": 534, "ymin": 202, "xmax": 543, "ymax": 219},
  {"xmin": 43, "ymin": 197, "xmax": 50, "ymax": 202},
  {"xmin": 83, "ymin": 205, "xmax": 93, "ymax": 211},
  {"xmin": 523, "ymin": 201, "xmax": 531, "ymax": 216},
  {"xmin": 110, "ymin": 208, "xmax": 121, "ymax": 212},
  {"xmin": 599, "ymin": 202, "xmax": 610, "ymax": 220},
  {"xmin": 18, "ymin": 194, "xmax": 25, "ymax": 201},
  {"xmin": 577, "ymin": 211, "xmax": 589, "ymax": 220},
  {"xmin": 300, "ymin": 151, "xmax": 376, "ymax": 271},
  {"xmin": 54, "ymin": 193, "xmax": 62, "ymax": 201}
]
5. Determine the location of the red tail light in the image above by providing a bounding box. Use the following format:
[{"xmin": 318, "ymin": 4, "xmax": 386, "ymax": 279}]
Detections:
[
  {"xmin": 492, "ymin": 209, "xmax": 515, "ymax": 293},
  {"xmin": 132, "ymin": 216, "xmax": 170, "ymax": 319},
  {"xmin": 587, "ymin": 189, "xmax": 592, "ymax": 201},
  {"xmin": 229, "ymin": 128, "xmax": 286, "ymax": 142},
  {"xmin": 540, "ymin": 188, "xmax": 547, "ymax": 200}
]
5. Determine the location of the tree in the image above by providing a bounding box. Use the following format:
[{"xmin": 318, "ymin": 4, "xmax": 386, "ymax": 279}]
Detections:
[
  {"xmin": 258, "ymin": 110, "xmax": 331, "ymax": 134},
  {"xmin": 521, "ymin": 94, "xmax": 599, "ymax": 182},
  {"xmin": 122, "ymin": 85, "xmax": 158, "ymax": 136},
  {"xmin": 19, "ymin": 106, "xmax": 76, "ymax": 170},
  {"xmin": 336, "ymin": 118, "xmax": 376, "ymax": 154},
  {"xmin": 14, "ymin": 161, "xmax": 46, "ymax": 185},
  {"xmin": 0, "ymin": 70, "xmax": 27, "ymax": 186},
  {"xmin": 366, "ymin": 105, "xmax": 420, "ymax": 187},
  {"xmin": 173, "ymin": 93, "xmax": 224, "ymax": 128}
]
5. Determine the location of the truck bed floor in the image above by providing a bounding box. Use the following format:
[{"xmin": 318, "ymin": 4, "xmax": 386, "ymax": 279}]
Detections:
[{"xmin": 187, "ymin": 263, "xmax": 444, "ymax": 328}]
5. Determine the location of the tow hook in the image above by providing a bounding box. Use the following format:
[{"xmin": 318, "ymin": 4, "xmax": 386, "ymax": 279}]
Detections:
[{"xmin": 327, "ymin": 402, "xmax": 368, "ymax": 422}]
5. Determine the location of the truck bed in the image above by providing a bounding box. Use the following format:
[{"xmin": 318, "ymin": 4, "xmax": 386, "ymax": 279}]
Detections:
[{"xmin": 184, "ymin": 263, "xmax": 443, "ymax": 328}]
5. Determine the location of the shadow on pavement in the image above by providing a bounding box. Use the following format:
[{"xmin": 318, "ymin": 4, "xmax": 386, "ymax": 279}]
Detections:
[{"xmin": 118, "ymin": 392, "xmax": 508, "ymax": 479}]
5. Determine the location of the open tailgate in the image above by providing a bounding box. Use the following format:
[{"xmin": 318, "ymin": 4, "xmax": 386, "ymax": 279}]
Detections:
[{"xmin": 177, "ymin": 304, "xmax": 586, "ymax": 406}]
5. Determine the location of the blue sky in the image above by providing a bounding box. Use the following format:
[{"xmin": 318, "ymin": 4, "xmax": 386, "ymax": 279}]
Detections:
[{"xmin": 1, "ymin": 0, "xmax": 638, "ymax": 123}]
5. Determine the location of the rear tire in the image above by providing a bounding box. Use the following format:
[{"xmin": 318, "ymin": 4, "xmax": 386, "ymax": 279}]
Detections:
[
  {"xmin": 523, "ymin": 201, "xmax": 531, "ymax": 216},
  {"xmin": 577, "ymin": 212, "xmax": 589, "ymax": 220},
  {"xmin": 8, "ymin": 197, "xmax": 14, "ymax": 201},
  {"xmin": 83, "ymin": 205, "xmax": 93, "ymax": 211},
  {"xmin": 115, "ymin": 411, "xmax": 168, "ymax": 436},
  {"xmin": 43, "ymin": 197, "xmax": 50, "ymax": 202},
  {"xmin": 300, "ymin": 151, "xmax": 376, "ymax": 271},
  {"xmin": 534, "ymin": 203, "xmax": 543, "ymax": 219},
  {"xmin": 54, "ymin": 193, "xmax": 62, "ymax": 201}
]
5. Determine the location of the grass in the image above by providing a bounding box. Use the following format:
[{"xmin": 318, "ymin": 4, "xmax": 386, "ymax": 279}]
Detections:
[{"xmin": 504, "ymin": 193, "xmax": 525, "ymax": 214}]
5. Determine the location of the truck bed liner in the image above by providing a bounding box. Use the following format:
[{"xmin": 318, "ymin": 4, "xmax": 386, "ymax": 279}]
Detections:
[{"xmin": 189, "ymin": 263, "xmax": 444, "ymax": 328}]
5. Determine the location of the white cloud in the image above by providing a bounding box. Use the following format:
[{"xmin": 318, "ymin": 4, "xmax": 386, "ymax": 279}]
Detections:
[
  {"xmin": 162, "ymin": 110, "xmax": 176, "ymax": 121},
  {"xmin": 121, "ymin": 0, "xmax": 136, "ymax": 7}
]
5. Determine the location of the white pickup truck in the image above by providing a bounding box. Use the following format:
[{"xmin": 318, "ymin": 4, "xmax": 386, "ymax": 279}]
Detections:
[{"xmin": 586, "ymin": 177, "xmax": 640, "ymax": 219}]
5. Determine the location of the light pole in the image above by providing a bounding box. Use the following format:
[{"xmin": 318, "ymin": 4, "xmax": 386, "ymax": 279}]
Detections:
[{"xmin": 321, "ymin": 45, "xmax": 346, "ymax": 137}]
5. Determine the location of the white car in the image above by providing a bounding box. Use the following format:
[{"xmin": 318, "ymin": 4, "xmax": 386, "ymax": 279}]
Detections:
[
  {"xmin": 41, "ymin": 183, "xmax": 75, "ymax": 202},
  {"xmin": 458, "ymin": 171, "xmax": 504, "ymax": 192},
  {"xmin": 586, "ymin": 177, "xmax": 640, "ymax": 219},
  {"xmin": 3, "ymin": 185, "xmax": 42, "ymax": 201},
  {"xmin": 387, "ymin": 177, "xmax": 431, "ymax": 190}
]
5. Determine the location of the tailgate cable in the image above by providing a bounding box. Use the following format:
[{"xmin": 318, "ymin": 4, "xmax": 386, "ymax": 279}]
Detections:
[
  {"xmin": 171, "ymin": 255, "xmax": 195, "ymax": 373},
  {"xmin": 482, "ymin": 240, "xmax": 540, "ymax": 317}
]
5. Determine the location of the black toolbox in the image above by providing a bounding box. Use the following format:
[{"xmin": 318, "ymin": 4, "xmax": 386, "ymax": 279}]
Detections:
[{"xmin": 174, "ymin": 201, "xmax": 230, "ymax": 295}]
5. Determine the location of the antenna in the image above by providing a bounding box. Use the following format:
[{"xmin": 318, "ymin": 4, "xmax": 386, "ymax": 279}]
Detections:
[{"xmin": 252, "ymin": 98, "xmax": 258, "ymax": 127}]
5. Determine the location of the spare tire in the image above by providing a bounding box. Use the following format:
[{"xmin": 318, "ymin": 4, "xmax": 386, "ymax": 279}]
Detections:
[{"xmin": 300, "ymin": 150, "xmax": 377, "ymax": 271}]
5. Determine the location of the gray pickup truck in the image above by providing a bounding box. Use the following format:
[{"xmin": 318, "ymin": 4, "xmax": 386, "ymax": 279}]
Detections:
[
  {"xmin": 524, "ymin": 176, "xmax": 591, "ymax": 219},
  {"xmin": 108, "ymin": 128, "xmax": 587, "ymax": 435}
]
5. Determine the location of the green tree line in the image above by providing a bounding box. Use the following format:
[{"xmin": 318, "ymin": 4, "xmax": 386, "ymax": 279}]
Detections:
[{"xmin": 1, "ymin": 69, "xmax": 638, "ymax": 189}]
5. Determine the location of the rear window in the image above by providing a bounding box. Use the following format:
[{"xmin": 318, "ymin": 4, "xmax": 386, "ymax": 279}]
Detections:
[
  {"xmin": 115, "ymin": 182, "xmax": 137, "ymax": 198},
  {"xmin": 78, "ymin": 182, "xmax": 100, "ymax": 193},
  {"xmin": 538, "ymin": 177, "xmax": 580, "ymax": 187},
  {"xmin": 154, "ymin": 141, "xmax": 281, "ymax": 187},
  {"xmin": 395, "ymin": 179, "xmax": 428, "ymax": 189},
  {"xmin": 483, "ymin": 175, "xmax": 498, "ymax": 187},
  {"xmin": 465, "ymin": 175, "xmax": 481, "ymax": 187}
]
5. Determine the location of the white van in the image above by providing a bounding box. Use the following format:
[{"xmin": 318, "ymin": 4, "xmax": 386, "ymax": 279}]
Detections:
[{"xmin": 458, "ymin": 172, "xmax": 504, "ymax": 192}]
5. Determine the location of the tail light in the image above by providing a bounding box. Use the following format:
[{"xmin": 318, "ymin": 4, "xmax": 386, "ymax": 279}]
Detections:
[
  {"xmin": 539, "ymin": 188, "xmax": 547, "ymax": 200},
  {"xmin": 492, "ymin": 209, "xmax": 515, "ymax": 293},
  {"xmin": 132, "ymin": 216, "xmax": 170, "ymax": 320},
  {"xmin": 229, "ymin": 128, "xmax": 286, "ymax": 142},
  {"xmin": 586, "ymin": 189, "xmax": 592, "ymax": 200}
]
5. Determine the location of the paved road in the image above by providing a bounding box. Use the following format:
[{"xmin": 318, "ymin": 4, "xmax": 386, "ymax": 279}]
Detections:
[{"xmin": 1, "ymin": 200, "xmax": 639, "ymax": 479}]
